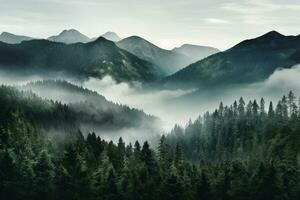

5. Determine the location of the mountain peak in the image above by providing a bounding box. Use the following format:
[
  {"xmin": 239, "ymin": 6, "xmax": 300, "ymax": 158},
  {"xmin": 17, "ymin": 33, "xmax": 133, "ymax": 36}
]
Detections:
[
  {"xmin": 88, "ymin": 36, "xmax": 117, "ymax": 48},
  {"xmin": 0, "ymin": 31, "xmax": 33, "ymax": 44},
  {"xmin": 61, "ymin": 29, "xmax": 80, "ymax": 34},
  {"xmin": 93, "ymin": 36, "xmax": 110, "ymax": 43},
  {"xmin": 1, "ymin": 31, "xmax": 13, "ymax": 36},
  {"xmin": 48, "ymin": 29, "xmax": 90, "ymax": 44},
  {"xmin": 260, "ymin": 30, "xmax": 284, "ymax": 39},
  {"xmin": 231, "ymin": 30, "xmax": 286, "ymax": 50},
  {"xmin": 120, "ymin": 36, "xmax": 154, "ymax": 46},
  {"xmin": 101, "ymin": 31, "xmax": 121, "ymax": 42}
]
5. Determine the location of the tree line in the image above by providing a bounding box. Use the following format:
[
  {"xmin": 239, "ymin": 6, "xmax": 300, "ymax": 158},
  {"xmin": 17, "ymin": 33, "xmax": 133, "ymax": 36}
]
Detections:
[{"xmin": 0, "ymin": 87, "xmax": 300, "ymax": 200}]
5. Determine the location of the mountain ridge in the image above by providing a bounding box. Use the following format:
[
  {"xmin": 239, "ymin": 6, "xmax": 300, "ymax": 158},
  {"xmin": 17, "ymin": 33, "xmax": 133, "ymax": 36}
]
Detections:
[
  {"xmin": 162, "ymin": 31, "xmax": 300, "ymax": 88},
  {"xmin": 0, "ymin": 37, "xmax": 163, "ymax": 82},
  {"xmin": 101, "ymin": 31, "xmax": 121, "ymax": 42},
  {"xmin": 117, "ymin": 36, "xmax": 192, "ymax": 75},
  {"xmin": 48, "ymin": 29, "xmax": 91, "ymax": 44},
  {"xmin": 172, "ymin": 43, "xmax": 220, "ymax": 63},
  {"xmin": 0, "ymin": 32, "xmax": 34, "ymax": 44}
]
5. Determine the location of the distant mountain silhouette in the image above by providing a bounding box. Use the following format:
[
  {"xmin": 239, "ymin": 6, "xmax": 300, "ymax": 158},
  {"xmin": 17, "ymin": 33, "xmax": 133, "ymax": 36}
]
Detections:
[
  {"xmin": 0, "ymin": 37, "xmax": 162, "ymax": 82},
  {"xmin": 172, "ymin": 44, "xmax": 220, "ymax": 63},
  {"xmin": 101, "ymin": 32, "xmax": 121, "ymax": 42},
  {"xmin": 48, "ymin": 29, "xmax": 90, "ymax": 44},
  {"xmin": 0, "ymin": 32, "xmax": 34, "ymax": 44},
  {"xmin": 117, "ymin": 36, "xmax": 192, "ymax": 75},
  {"xmin": 162, "ymin": 31, "xmax": 300, "ymax": 88}
]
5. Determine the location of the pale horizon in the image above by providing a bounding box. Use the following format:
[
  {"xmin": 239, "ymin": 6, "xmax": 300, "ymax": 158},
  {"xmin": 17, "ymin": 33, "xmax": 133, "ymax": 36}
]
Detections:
[{"xmin": 1, "ymin": 0, "xmax": 300, "ymax": 50}]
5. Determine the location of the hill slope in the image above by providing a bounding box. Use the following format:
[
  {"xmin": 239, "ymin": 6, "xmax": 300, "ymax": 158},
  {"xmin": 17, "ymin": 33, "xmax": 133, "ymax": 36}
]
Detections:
[
  {"xmin": 117, "ymin": 36, "xmax": 192, "ymax": 75},
  {"xmin": 21, "ymin": 80, "xmax": 159, "ymax": 132},
  {"xmin": 172, "ymin": 44, "xmax": 220, "ymax": 63},
  {"xmin": 163, "ymin": 31, "xmax": 300, "ymax": 88},
  {"xmin": 0, "ymin": 32, "xmax": 34, "ymax": 44},
  {"xmin": 0, "ymin": 37, "xmax": 162, "ymax": 82}
]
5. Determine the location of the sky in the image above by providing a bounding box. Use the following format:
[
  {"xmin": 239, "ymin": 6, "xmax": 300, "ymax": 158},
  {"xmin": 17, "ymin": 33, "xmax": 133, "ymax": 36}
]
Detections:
[{"xmin": 0, "ymin": 0, "xmax": 300, "ymax": 50}]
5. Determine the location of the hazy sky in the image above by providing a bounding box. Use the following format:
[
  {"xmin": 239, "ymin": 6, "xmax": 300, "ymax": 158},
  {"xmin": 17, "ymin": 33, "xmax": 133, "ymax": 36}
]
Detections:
[{"xmin": 1, "ymin": 0, "xmax": 300, "ymax": 50}]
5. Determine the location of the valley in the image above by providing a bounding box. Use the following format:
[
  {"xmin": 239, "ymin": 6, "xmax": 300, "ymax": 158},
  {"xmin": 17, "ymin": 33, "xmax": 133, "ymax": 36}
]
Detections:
[{"xmin": 0, "ymin": 27, "xmax": 300, "ymax": 200}]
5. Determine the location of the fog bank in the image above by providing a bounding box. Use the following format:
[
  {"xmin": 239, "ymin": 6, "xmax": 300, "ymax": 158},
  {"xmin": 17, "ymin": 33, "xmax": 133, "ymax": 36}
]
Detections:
[
  {"xmin": 83, "ymin": 64, "xmax": 300, "ymax": 130},
  {"xmin": 1, "ymin": 64, "xmax": 300, "ymax": 139}
]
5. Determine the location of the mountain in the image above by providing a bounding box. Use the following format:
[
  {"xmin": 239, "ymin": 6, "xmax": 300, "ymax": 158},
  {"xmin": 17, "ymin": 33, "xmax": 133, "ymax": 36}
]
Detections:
[
  {"xmin": 0, "ymin": 32, "xmax": 34, "ymax": 44},
  {"xmin": 101, "ymin": 31, "xmax": 121, "ymax": 42},
  {"xmin": 117, "ymin": 36, "xmax": 192, "ymax": 75},
  {"xmin": 162, "ymin": 31, "xmax": 300, "ymax": 88},
  {"xmin": 48, "ymin": 29, "xmax": 90, "ymax": 43},
  {"xmin": 172, "ymin": 44, "xmax": 220, "ymax": 63},
  {"xmin": 21, "ymin": 80, "xmax": 159, "ymax": 132},
  {"xmin": 0, "ymin": 37, "xmax": 162, "ymax": 82}
]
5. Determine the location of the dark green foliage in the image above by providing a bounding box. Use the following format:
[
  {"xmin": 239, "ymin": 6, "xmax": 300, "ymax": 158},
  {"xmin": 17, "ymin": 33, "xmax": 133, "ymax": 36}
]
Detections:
[
  {"xmin": 1, "ymin": 88, "xmax": 300, "ymax": 200},
  {"xmin": 163, "ymin": 31, "xmax": 300, "ymax": 88},
  {"xmin": 0, "ymin": 83, "xmax": 158, "ymax": 135},
  {"xmin": 0, "ymin": 38, "xmax": 162, "ymax": 82}
]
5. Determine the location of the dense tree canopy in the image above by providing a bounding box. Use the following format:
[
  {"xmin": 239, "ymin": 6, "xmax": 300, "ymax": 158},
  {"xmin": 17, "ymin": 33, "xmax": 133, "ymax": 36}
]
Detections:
[{"xmin": 0, "ymin": 87, "xmax": 299, "ymax": 200}]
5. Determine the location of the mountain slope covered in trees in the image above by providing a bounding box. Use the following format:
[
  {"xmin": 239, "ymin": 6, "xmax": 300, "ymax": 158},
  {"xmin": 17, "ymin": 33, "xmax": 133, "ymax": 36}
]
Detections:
[
  {"xmin": 0, "ymin": 88, "xmax": 299, "ymax": 200},
  {"xmin": 0, "ymin": 83, "xmax": 158, "ymax": 136},
  {"xmin": 0, "ymin": 37, "xmax": 162, "ymax": 82},
  {"xmin": 163, "ymin": 31, "xmax": 300, "ymax": 88}
]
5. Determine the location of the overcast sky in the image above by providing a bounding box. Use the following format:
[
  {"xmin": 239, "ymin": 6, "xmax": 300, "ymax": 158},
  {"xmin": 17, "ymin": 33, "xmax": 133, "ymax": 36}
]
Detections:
[{"xmin": 0, "ymin": 0, "xmax": 300, "ymax": 50}]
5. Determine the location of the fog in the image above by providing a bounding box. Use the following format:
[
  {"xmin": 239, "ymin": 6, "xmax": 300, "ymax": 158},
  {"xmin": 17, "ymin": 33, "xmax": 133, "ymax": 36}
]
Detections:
[
  {"xmin": 82, "ymin": 76, "xmax": 196, "ymax": 131},
  {"xmin": 1, "ymin": 64, "xmax": 300, "ymax": 142},
  {"xmin": 83, "ymin": 64, "xmax": 300, "ymax": 131}
]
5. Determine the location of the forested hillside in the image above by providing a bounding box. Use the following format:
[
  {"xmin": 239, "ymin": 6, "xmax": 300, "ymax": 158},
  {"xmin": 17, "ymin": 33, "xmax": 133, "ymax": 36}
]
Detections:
[
  {"xmin": 1, "ymin": 89, "xmax": 299, "ymax": 200},
  {"xmin": 163, "ymin": 31, "xmax": 300, "ymax": 88},
  {"xmin": 0, "ymin": 84, "xmax": 158, "ymax": 135},
  {"xmin": 0, "ymin": 37, "xmax": 162, "ymax": 82}
]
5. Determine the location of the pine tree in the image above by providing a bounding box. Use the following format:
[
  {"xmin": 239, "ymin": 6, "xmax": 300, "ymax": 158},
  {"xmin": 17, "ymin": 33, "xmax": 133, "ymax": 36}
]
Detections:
[
  {"xmin": 195, "ymin": 170, "xmax": 211, "ymax": 200},
  {"xmin": 141, "ymin": 142, "xmax": 155, "ymax": 171},
  {"xmin": 238, "ymin": 97, "xmax": 245, "ymax": 116},
  {"xmin": 34, "ymin": 150, "xmax": 55, "ymax": 199},
  {"xmin": 260, "ymin": 98, "xmax": 266, "ymax": 116},
  {"xmin": 268, "ymin": 101, "xmax": 275, "ymax": 118},
  {"xmin": 288, "ymin": 91, "xmax": 296, "ymax": 116},
  {"xmin": 116, "ymin": 137, "xmax": 126, "ymax": 171},
  {"xmin": 134, "ymin": 141, "xmax": 141, "ymax": 162}
]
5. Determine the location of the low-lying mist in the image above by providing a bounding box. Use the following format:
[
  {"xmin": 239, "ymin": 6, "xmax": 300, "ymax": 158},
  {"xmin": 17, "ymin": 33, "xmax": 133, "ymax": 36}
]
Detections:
[
  {"xmin": 82, "ymin": 64, "xmax": 300, "ymax": 131},
  {"xmin": 1, "ymin": 64, "xmax": 300, "ymax": 143},
  {"xmin": 82, "ymin": 76, "xmax": 195, "ymax": 130}
]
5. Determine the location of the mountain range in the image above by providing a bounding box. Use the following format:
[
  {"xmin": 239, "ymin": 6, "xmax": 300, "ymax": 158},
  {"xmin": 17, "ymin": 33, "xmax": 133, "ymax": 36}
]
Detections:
[
  {"xmin": 0, "ymin": 37, "xmax": 162, "ymax": 82},
  {"xmin": 117, "ymin": 36, "xmax": 218, "ymax": 74},
  {"xmin": 1, "ymin": 29, "xmax": 299, "ymax": 90},
  {"xmin": 116, "ymin": 36, "xmax": 191, "ymax": 75},
  {"xmin": 48, "ymin": 29, "xmax": 122, "ymax": 43},
  {"xmin": 162, "ymin": 31, "xmax": 300, "ymax": 88},
  {"xmin": 0, "ymin": 29, "xmax": 219, "ymax": 75},
  {"xmin": 0, "ymin": 29, "xmax": 122, "ymax": 44},
  {"xmin": 0, "ymin": 32, "xmax": 34, "ymax": 44}
]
